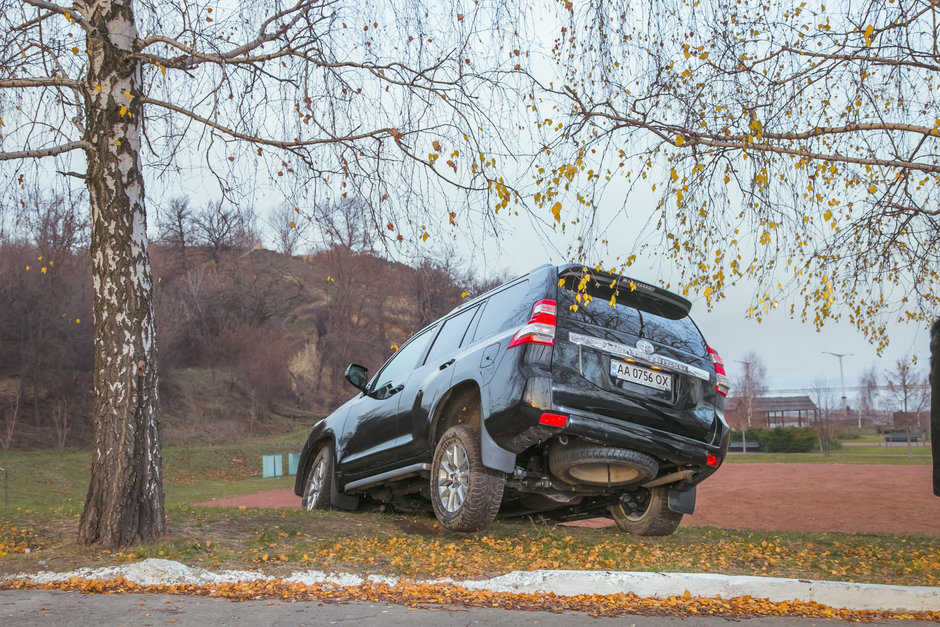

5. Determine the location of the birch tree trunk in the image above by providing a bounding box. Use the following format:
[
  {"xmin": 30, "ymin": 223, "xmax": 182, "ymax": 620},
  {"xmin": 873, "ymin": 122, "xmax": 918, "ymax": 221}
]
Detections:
[
  {"xmin": 77, "ymin": 0, "xmax": 165, "ymax": 548},
  {"xmin": 931, "ymin": 319, "xmax": 939, "ymax": 497}
]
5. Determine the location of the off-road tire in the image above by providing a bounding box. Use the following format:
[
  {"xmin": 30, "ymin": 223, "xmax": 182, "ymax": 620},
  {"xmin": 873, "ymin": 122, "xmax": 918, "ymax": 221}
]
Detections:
[
  {"xmin": 609, "ymin": 486, "xmax": 683, "ymax": 536},
  {"xmin": 301, "ymin": 443, "xmax": 334, "ymax": 511},
  {"xmin": 430, "ymin": 425, "xmax": 505, "ymax": 532},
  {"xmin": 549, "ymin": 443, "xmax": 658, "ymax": 486}
]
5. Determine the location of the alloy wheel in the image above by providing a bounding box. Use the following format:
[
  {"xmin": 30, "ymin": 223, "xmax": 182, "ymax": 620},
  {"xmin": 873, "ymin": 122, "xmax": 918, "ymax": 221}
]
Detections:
[
  {"xmin": 436, "ymin": 441, "xmax": 470, "ymax": 513},
  {"xmin": 305, "ymin": 456, "xmax": 327, "ymax": 509}
]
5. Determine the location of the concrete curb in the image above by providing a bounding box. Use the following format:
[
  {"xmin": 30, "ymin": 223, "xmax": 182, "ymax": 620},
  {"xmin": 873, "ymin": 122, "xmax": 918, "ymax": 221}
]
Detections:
[
  {"xmin": 11, "ymin": 559, "xmax": 939, "ymax": 613},
  {"xmin": 459, "ymin": 570, "xmax": 940, "ymax": 613}
]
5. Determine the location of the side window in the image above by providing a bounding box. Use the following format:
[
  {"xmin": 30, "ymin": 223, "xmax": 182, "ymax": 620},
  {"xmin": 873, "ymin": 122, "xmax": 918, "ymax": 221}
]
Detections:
[
  {"xmin": 373, "ymin": 327, "xmax": 435, "ymax": 391},
  {"xmin": 471, "ymin": 279, "xmax": 532, "ymax": 341},
  {"xmin": 424, "ymin": 306, "xmax": 479, "ymax": 365}
]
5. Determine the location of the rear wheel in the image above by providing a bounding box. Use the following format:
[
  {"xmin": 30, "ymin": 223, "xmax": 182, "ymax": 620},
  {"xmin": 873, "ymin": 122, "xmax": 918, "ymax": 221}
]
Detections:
[
  {"xmin": 609, "ymin": 486, "xmax": 682, "ymax": 536},
  {"xmin": 431, "ymin": 425, "xmax": 505, "ymax": 532},
  {"xmin": 301, "ymin": 443, "xmax": 333, "ymax": 511}
]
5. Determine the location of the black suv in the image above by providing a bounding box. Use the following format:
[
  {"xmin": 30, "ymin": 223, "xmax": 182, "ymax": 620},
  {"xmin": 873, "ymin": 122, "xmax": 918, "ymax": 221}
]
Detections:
[{"xmin": 295, "ymin": 264, "xmax": 730, "ymax": 535}]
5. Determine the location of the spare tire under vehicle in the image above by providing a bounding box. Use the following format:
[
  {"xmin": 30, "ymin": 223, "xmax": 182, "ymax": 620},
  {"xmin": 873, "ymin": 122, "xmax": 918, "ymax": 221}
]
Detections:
[{"xmin": 549, "ymin": 442, "xmax": 658, "ymax": 487}]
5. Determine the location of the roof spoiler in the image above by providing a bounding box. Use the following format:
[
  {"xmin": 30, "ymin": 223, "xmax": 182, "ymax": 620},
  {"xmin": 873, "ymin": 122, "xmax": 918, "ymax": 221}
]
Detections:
[{"xmin": 557, "ymin": 265, "xmax": 693, "ymax": 318}]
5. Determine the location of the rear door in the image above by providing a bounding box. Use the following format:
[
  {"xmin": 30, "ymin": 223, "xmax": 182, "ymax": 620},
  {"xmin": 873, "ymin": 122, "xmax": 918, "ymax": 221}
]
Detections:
[
  {"xmin": 394, "ymin": 304, "xmax": 481, "ymax": 458},
  {"xmin": 552, "ymin": 271, "xmax": 716, "ymax": 439}
]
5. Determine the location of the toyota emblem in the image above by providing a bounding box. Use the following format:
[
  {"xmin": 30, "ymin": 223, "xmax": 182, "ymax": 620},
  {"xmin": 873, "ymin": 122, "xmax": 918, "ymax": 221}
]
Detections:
[{"xmin": 636, "ymin": 340, "xmax": 655, "ymax": 354}]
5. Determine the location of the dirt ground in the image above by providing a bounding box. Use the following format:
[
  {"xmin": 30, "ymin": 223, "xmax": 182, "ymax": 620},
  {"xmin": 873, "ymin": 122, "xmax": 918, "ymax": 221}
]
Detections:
[{"xmin": 197, "ymin": 463, "xmax": 940, "ymax": 536}]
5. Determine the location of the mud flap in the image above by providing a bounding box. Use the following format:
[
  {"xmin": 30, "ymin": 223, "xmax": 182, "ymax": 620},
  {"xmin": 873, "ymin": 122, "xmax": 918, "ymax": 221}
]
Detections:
[
  {"xmin": 330, "ymin": 474, "xmax": 360, "ymax": 510},
  {"xmin": 667, "ymin": 485, "xmax": 696, "ymax": 514},
  {"xmin": 481, "ymin": 420, "xmax": 516, "ymax": 473}
]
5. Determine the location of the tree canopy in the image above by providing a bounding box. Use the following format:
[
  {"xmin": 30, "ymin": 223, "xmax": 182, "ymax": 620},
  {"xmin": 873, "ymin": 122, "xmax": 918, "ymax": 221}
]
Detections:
[{"xmin": 537, "ymin": 0, "xmax": 939, "ymax": 351}]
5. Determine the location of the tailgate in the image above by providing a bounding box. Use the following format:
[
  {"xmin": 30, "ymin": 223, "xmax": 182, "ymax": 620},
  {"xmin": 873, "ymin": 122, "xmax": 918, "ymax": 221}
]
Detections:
[{"xmin": 552, "ymin": 271, "xmax": 716, "ymax": 440}]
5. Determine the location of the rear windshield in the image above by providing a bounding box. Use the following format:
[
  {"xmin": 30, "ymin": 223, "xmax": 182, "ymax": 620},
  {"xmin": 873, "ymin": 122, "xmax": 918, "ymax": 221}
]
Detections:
[{"xmin": 557, "ymin": 275, "xmax": 707, "ymax": 355}]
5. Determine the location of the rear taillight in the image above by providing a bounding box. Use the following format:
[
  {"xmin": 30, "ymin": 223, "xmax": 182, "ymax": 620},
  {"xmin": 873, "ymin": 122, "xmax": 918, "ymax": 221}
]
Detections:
[
  {"xmin": 538, "ymin": 412, "xmax": 568, "ymax": 427},
  {"xmin": 707, "ymin": 346, "xmax": 730, "ymax": 397},
  {"xmin": 509, "ymin": 299, "xmax": 556, "ymax": 348}
]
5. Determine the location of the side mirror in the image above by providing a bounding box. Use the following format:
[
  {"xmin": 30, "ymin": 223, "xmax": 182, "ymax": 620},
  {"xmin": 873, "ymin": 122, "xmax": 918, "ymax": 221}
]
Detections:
[{"xmin": 344, "ymin": 363, "xmax": 369, "ymax": 391}]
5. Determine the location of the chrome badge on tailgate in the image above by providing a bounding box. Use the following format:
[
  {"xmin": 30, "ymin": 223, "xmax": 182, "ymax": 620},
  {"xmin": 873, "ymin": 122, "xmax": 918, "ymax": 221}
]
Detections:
[{"xmin": 568, "ymin": 331, "xmax": 710, "ymax": 381}]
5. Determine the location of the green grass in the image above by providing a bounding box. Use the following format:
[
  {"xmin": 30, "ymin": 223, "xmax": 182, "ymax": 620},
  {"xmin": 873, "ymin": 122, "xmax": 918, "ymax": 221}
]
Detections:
[
  {"xmin": 0, "ymin": 428, "xmax": 309, "ymax": 513},
  {"xmin": 727, "ymin": 443, "xmax": 932, "ymax": 465}
]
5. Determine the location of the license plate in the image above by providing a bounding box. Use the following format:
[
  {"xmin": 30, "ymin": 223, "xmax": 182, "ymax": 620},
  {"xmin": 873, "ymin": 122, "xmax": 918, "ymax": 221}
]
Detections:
[{"xmin": 610, "ymin": 359, "xmax": 673, "ymax": 392}]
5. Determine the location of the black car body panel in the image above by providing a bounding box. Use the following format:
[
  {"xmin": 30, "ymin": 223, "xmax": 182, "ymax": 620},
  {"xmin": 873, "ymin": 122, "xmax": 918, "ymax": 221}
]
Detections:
[{"xmin": 295, "ymin": 263, "xmax": 729, "ymax": 526}]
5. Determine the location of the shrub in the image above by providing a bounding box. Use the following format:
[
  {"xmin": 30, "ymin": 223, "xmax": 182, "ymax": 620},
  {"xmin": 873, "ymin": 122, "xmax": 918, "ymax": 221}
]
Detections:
[
  {"xmin": 836, "ymin": 429, "xmax": 862, "ymax": 440},
  {"xmin": 756, "ymin": 426, "xmax": 818, "ymax": 453}
]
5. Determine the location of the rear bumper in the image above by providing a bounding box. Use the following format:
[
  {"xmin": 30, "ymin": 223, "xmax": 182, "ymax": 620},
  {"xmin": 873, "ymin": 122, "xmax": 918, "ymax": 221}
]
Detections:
[
  {"xmin": 561, "ymin": 408, "xmax": 728, "ymax": 472},
  {"xmin": 486, "ymin": 400, "xmax": 728, "ymax": 486}
]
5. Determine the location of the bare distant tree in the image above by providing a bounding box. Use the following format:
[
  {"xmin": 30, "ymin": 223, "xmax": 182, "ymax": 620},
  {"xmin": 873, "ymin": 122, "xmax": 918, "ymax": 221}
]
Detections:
[
  {"xmin": 310, "ymin": 199, "xmax": 377, "ymax": 254},
  {"xmin": 28, "ymin": 196, "xmax": 88, "ymax": 273},
  {"xmin": 190, "ymin": 202, "xmax": 258, "ymax": 261},
  {"xmin": 269, "ymin": 204, "xmax": 310, "ymax": 257},
  {"xmin": 11, "ymin": 193, "xmax": 90, "ymax": 427},
  {"xmin": 51, "ymin": 398, "xmax": 71, "ymax": 451},
  {"xmin": 0, "ymin": 380, "xmax": 21, "ymax": 452},
  {"xmin": 858, "ymin": 366, "xmax": 882, "ymax": 415},
  {"xmin": 808, "ymin": 379, "xmax": 838, "ymax": 456},
  {"xmin": 410, "ymin": 256, "xmax": 462, "ymax": 329},
  {"xmin": 157, "ymin": 197, "xmax": 193, "ymax": 255},
  {"xmin": 730, "ymin": 352, "xmax": 767, "ymax": 453},
  {"xmin": 885, "ymin": 357, "xmax": 923, "ymax": 414},
  {"xmin": 1, "ymin": 379, "xmax": 21, "ymax": 509},
  {"xmin": 885, "ymin": 356, "xmax": 929, "ymax": 454}
]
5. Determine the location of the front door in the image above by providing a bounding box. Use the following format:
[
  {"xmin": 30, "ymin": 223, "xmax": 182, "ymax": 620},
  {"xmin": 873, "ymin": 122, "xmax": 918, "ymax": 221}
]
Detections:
[{"xmin": 338, "ymin": 325, "xmax": 436, "ymax": 475}]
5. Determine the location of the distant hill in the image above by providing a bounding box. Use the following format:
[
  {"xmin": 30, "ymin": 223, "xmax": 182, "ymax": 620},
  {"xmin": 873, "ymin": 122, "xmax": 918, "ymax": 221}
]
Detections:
[{"xmin": 0, "ymin": 242, "xmax": 467, "ymax": 448}]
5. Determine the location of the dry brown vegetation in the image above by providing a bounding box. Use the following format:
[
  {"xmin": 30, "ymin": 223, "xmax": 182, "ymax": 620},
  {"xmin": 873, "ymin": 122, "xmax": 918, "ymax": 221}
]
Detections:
[{"xmin": 0, "ymin": 213, "xmax": 475, "ymax": 449}]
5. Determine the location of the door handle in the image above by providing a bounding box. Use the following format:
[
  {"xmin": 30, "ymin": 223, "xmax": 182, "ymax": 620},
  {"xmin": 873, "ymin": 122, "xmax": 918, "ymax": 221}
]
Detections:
[{"xmin": 439, "ymin": 358, "xmax": 456, "ymax": 370}]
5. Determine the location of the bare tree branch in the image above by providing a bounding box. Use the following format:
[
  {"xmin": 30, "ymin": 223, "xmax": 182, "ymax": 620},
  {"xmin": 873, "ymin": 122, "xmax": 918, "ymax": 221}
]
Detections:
[
  {"xmin": 136, "ymin": 0, "xmax": 312, "ymax": 67},
  {"xmin": 21, "ymin": 0, "xmax": 93, "ymax": 33},
  {"xmin": 0, "ymin": 77, "xmax": 83, "ymax": 90},
  {"xmin": 0, "ymin": 141, "xmax": 89, "ymax": 161},
  {"xmin": 140, "ymin": 95, "xmax": 399, "ymax": 149}
]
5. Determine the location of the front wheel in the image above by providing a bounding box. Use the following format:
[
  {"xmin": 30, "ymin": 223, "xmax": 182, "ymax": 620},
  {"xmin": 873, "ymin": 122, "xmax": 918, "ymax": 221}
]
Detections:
[
  {"xmin": 301, "ymin": 443, "xmax": 334, "ymax": 511},
  {"xmin": 609, "ymin": 486, "xmax": 683, "ymax": 536},
  {"xmin": 430, "ymin": 425, "xmax": 505, "ymax": 532}
]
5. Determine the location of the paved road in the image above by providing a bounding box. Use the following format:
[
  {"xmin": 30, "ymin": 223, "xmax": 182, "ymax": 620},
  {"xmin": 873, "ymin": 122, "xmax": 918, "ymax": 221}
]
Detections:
[{"xmin": 1, "ymin": 590, "xmax": 934, "ymax": 626}]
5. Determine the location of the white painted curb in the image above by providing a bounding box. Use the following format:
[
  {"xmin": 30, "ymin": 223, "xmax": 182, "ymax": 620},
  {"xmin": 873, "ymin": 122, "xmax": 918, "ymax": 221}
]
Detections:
[
  {"xmin": 11, "ymin": 559, "xmax": 939, "ymax": 613},
  {"xmin": 459, "ymin": 570, "xmax": 940, "ymax": 613}
]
